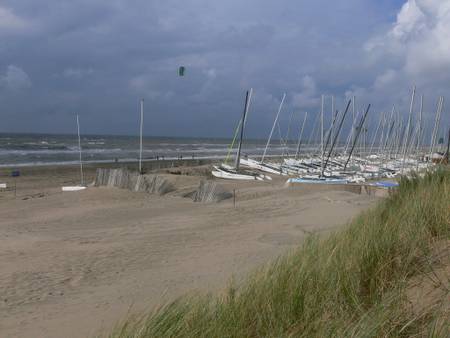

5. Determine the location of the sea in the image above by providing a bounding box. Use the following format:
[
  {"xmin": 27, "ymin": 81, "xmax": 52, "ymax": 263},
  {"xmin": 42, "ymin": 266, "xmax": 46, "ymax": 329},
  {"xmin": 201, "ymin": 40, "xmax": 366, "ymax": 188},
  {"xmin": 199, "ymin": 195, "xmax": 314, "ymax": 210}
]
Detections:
[{"xmin": 0, "ymin": 133, "xmax": 305, "ymax": 168}]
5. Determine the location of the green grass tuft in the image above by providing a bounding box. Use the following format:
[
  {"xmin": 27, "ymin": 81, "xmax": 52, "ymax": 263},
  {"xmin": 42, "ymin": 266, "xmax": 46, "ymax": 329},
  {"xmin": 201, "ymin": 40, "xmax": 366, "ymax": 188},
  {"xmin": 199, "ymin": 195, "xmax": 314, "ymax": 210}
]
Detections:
[{"xmin": 107, "ymin": 169, "xmax": 450, "ymax": 338}]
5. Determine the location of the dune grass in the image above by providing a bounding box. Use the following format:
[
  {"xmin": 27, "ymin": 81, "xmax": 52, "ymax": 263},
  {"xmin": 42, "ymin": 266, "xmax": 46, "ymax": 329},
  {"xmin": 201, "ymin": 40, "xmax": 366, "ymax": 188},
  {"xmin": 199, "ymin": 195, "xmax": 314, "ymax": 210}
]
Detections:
[{"xmin": 109, "ymin": 169, "xmax": 449, "ymax": 338}]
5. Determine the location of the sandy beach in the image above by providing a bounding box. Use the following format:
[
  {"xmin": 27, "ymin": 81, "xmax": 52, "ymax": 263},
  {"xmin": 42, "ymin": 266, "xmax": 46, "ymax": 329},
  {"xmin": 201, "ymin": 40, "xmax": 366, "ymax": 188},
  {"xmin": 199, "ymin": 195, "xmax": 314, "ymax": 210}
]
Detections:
[{"xmin": 0, "ymin": 163, "xmax": 379, "ymax": 338}]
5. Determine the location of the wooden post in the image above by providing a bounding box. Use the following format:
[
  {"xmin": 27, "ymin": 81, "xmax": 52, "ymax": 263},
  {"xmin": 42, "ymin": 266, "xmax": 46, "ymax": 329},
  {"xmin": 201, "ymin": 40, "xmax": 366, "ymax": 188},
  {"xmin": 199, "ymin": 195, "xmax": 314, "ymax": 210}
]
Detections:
[
  {"xmin": 233, "ymin": 189, "xmax": 236, "ymax": 208},
  {"xmin": 76, "ymin": 115, "xmax": 84, "ymax": 186},
  {"xmin": 139, "ymin": 99, "xmax": 144, "ymax": 174}
]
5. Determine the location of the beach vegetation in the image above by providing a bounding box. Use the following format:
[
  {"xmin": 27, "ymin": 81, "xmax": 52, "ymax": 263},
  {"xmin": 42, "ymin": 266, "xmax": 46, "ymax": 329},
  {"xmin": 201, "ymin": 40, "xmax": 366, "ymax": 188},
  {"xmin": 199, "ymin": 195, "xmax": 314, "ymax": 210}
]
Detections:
[{"xmin": 107, "ymin": 169, "xmax": 450, "ymax": 338}]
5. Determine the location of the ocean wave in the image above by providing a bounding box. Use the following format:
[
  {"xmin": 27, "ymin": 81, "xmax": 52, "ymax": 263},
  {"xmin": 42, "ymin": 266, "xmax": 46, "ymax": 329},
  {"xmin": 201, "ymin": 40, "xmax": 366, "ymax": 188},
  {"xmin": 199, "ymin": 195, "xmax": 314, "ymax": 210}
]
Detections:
[{"xmin": 0, "ymin": 148, "xmax": 124, "ymax": 156}]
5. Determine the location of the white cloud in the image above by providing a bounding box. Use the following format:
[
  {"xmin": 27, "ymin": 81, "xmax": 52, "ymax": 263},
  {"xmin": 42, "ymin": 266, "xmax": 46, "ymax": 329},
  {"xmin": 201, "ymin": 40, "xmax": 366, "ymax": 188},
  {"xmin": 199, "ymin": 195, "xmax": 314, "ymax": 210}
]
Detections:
[
  {"xmin": 0, "ymin": 65, "xmax": 32, "ymax": 90},
  {"xmin": 385, "ymin": 0, "xmax": 450, "ymax": 75},
  {"xmin": 0, "ymin": 6, "xmax": 29, "ymax": 33},
  {"xmin": 358, "ymin": 0, "xmax": 450, "ymax": 114},
  {"xmin": 389, "ymin": 0, "xmax": 427, "ymax": 40}
]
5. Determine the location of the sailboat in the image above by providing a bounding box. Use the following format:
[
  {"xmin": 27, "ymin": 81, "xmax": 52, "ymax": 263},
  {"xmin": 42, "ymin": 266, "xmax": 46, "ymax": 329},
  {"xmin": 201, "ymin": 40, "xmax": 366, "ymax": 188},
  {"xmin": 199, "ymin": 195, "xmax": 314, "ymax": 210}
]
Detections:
[
  {"xmin": 287, "ymin": 99, "xmax": 371, "ymax": 184},
  {"xmin": 62, "ymin": 115, "xmax": 87, "ymax": 191},
  {"xmin": 239, "ymin": 93, "xmax": 288, "ymax": 175},
  {"xmin": 212, "ymin": 90, "xmax": 271, "ymax": 181}
]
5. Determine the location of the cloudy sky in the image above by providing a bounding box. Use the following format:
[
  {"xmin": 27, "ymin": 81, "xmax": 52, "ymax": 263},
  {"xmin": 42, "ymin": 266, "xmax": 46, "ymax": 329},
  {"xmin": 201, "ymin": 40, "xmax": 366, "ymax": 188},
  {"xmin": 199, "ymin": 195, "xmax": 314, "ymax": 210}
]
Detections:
[{"xmin": 0, "ymin": 0, "xmax": 449, "ymax": 138}]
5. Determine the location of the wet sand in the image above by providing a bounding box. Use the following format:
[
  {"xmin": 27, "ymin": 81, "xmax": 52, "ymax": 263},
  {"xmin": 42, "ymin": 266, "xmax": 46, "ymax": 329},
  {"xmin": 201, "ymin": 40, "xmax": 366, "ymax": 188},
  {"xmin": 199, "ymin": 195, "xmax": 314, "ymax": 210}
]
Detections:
[{"xmin": 0, "ymin": 163, "xmax": 378, "ymax": 338}]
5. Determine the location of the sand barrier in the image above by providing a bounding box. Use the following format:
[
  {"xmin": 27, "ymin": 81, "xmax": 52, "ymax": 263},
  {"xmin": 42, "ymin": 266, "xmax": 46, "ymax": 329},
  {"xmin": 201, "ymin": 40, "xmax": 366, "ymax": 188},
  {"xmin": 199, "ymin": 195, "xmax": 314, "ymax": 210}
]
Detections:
[
  {"xmin": 190, "ymin": 180, "xmax": 232, "ymax": 203},
  {"xmin": 94, "ymin": 168, "xmax": 175, "ymax": 195}
]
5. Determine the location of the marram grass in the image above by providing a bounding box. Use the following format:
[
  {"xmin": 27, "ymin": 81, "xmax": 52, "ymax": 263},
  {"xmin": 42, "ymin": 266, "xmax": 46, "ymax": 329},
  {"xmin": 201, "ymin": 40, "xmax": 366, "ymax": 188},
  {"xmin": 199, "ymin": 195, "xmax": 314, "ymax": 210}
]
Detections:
[{"xmin": 107, "ymin": 169, "xmax": 449, "ymax": 338}]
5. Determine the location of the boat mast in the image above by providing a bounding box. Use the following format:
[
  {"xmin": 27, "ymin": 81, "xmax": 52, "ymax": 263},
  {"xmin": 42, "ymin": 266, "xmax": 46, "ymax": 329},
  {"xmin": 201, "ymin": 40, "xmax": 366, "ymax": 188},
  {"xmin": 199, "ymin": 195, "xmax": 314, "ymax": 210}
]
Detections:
[
  {"xmin": 261, "ymin": 93, "xmax": 286, "ymax": 163},
  {"xmin": 321, "ymin": 95, "xmax": 324, "ymax": 173},
  {"xmin": 369, "ymin": 112, "xmax": 383, "ymax": 156},
  {"xmin": 344, "ymin": 109, "xmax": 361, "ymax": 155},
  {"xmin": 429, "ymin": 96, "xmax": 443, "ymax": 161},
  {"xmin": 344, "ymin": 104, "xmax": 371, "ymax": 170},
  {"xmin": 388, "ymin": 107, "xmax": 400, "ymax": 160},
  {"xmin": 322, "ymin": 99, "xmax": 351, "ymax": 176},
  {"xmin": 352, "ymin": 96, "xmax": 356, "ymax": 145},
  {"xmin": 331, "ymin": 96, "xmax": 335, "ymax": 143},
  {"xmin": 401, "ymin": 86, "xmax": 416, "ymax": 174},
  {"xmin": 139, "ymin": 98, "xmax": 144, "ymax": 174},
  {"xmin": 394, "ymin": 109, "xmax": 403, "ymax": 159},
  {"xmin": 407, "ymin": 95, "xmax": 424, "ymax": 162},
  {"xmin": 295, "ymin": 112, "xmax": 308, "ymax": 160},
  {"xmin": 382, "ymin": 106, "xmax": 395, "ymax": 156},
  {"xmin": 307, "ymin": 113, "xmax": 319, "ymax": 153},
  {"xmin": 383, "ymin": 111, "xmax": 396, "ymax": 166},
  {"xmin": 377, "ymin": 113, "xmax": 387, "ymax": 156},
  {"xmin": 323, "ymin": 108, "xmax": 339, "ymax": 158},
  {"xmin": 416, "ymin": 95, "xmax": 424, "ymax": 154},
  {"xmin": 284, "ymin": 110, "xmax": 295, "ymax": 157},
  {"xmin": 76, "ymin": 114, "xmax": 84, "ymax": 186},
  {"xmin": 235, "ymin": 89, "xmax": 252, "ymax": 170}
]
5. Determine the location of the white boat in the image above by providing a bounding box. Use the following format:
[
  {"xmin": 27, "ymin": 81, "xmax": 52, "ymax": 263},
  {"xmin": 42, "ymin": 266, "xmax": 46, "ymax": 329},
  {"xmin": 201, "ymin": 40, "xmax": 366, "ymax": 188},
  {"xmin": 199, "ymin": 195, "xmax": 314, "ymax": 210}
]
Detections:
[
  {"xmin": 213, "ymin": 165, "xmax": 271, "ymax": 181},
  {"xmin": 360, "ymin": 164, "xmax": 380, "ymax": 173},
  {"xmin": 212, "ymin": 168, "xmax": 263, "ymax": 181},
  {"xmin": 212, "ymin": 90, "xmax": 272, "ymax": 182},
  {"xmin": 287, "ymin": 176, "xmax": 348, "ymax": 185},
  {"xmin": 240, "ymin": 158, "xmax": 286, "ymax": 175},
  {"xmin": 62, "ymin": 186, "xmax": 87, "ymax": 192},
  {"xmin": 347, "ymin": 175, "xmax": 366, "ymax": 183}
]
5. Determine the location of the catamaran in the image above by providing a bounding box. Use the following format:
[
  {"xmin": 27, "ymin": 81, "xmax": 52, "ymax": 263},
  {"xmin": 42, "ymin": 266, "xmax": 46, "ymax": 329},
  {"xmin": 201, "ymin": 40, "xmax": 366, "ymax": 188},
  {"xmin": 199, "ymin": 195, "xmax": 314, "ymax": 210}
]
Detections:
[
  {"xmin": 239, "ymin": 93, "xmax": 289, "ymax": 175},
  {"xmin": 212, "ymin": 89, "xmax": 272, "ymax": 181}
]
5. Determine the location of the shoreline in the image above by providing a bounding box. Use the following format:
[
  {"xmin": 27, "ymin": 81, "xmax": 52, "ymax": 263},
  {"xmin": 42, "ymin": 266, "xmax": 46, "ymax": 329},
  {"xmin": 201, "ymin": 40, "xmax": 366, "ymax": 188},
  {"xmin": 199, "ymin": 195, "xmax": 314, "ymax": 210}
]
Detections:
[{"xmin": 0, "ymin": 153, "xmax": 297, "ymax": 170}]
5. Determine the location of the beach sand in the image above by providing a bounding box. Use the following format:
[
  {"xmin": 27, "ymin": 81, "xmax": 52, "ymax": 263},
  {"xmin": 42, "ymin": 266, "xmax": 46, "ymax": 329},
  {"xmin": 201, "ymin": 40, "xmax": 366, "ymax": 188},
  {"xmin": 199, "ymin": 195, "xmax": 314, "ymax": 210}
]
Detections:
[{"xmin": 0, "ymin": 163, "xmax": 378, "ymax": 338}]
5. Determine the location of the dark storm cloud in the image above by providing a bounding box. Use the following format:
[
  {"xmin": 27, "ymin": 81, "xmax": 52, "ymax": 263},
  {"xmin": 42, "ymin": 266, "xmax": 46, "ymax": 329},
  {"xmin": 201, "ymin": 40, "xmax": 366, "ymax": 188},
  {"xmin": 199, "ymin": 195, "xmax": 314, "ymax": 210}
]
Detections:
[{"xmin": 1, "ymin": 0, "xmax": 447, "ymax": 138}]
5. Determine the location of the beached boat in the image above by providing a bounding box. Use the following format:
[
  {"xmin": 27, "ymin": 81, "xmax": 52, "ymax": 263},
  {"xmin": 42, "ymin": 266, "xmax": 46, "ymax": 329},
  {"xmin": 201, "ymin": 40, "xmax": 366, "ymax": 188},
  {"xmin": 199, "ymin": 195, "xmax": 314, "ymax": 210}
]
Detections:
[
  {"xmin": 240, "ymin": 158, "xmax": 286, "ymax": 175},
  {"xmin": 212, "ymin": 90, "xmax": 272, "ymax": 181},
  {"xmin": 212, "ymin": 166, "xmax": 264, "ymax": 181},
  {"xmin": 287, "ymin": 176, "xmax": 348, "ymax": 185},
  {"xmin": 62, "ymin": 186, "xmax": 86, "ymax": 191}
]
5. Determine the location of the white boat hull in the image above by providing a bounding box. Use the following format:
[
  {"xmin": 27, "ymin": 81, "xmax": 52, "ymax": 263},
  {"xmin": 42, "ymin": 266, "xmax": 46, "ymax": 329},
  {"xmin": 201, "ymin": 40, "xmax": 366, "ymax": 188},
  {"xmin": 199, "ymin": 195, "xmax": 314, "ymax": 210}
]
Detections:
[
  {"xmin": 62, "ymin": 186, "xmax": 87, "ymax": 192},
  {"xmin": 240, "ymin": 158, "xmax": 286, "ymax": 175},
  {"xmin": 212, "ymin": 169, "xmax": 263, "ymax": 181},
  {"xmin": 287, "ymin": 177, "xmax": 348, "ymax": 185}
]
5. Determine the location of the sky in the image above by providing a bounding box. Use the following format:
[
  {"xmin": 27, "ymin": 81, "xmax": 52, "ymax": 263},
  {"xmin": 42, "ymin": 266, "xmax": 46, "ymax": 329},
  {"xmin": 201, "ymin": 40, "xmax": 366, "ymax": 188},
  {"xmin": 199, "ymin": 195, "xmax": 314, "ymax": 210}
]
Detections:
[{"xmin": 0, "ymin": 0, "xmax": 449, "ymax": 139}]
